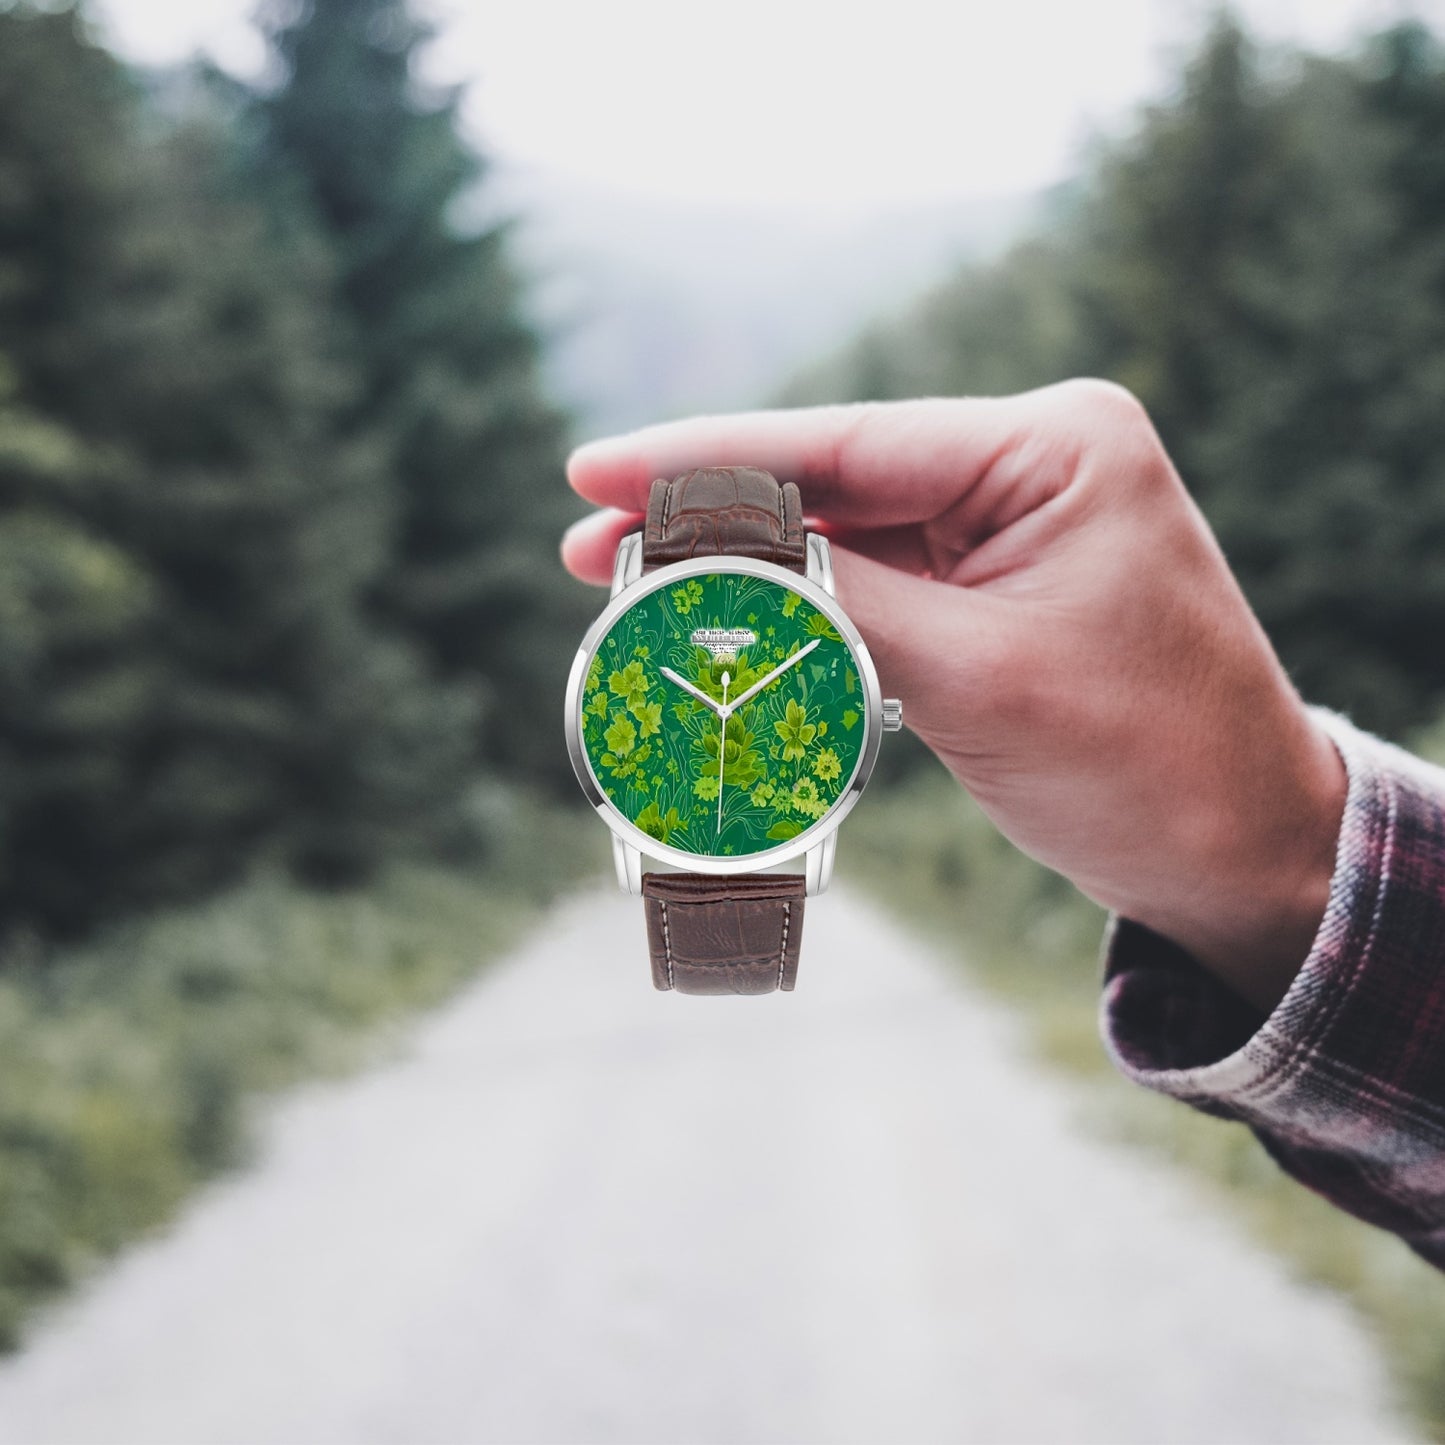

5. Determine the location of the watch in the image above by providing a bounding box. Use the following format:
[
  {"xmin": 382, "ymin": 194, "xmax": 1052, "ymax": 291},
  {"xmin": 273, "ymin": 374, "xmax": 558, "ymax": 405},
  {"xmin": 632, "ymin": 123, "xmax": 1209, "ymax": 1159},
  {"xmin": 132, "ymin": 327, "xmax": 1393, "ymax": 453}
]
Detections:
[{"xmin": 565, "ymin": 466, "xmax": 903, "ymax": 995}]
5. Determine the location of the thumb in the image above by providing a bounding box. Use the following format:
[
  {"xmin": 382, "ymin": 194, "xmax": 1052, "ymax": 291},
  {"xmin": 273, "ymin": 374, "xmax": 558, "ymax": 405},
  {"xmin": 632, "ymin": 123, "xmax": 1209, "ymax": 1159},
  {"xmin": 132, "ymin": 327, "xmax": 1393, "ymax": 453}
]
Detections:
[{"xmin": 831, "ymin": 545, "xmax": 1010, "ymax": 745}]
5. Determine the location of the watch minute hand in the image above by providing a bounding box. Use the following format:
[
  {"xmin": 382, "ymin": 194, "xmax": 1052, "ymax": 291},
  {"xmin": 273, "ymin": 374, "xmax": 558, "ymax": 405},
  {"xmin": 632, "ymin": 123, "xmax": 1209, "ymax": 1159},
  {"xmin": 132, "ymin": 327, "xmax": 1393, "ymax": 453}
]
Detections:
[
  {"xmin": 724, "ymin": 638, "xmax": 821, "ymax": 714},
  {"xmin": 660, "ymin": 666, "xmax": 723, "ymax": 715}
]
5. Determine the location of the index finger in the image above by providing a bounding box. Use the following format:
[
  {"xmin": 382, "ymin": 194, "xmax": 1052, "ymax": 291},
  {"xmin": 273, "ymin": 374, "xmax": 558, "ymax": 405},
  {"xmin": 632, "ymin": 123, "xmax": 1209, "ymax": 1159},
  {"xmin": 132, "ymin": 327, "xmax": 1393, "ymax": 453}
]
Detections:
[{"xmin": 566, "ymin": 395, "xmax": 1033, "ymax": 529}]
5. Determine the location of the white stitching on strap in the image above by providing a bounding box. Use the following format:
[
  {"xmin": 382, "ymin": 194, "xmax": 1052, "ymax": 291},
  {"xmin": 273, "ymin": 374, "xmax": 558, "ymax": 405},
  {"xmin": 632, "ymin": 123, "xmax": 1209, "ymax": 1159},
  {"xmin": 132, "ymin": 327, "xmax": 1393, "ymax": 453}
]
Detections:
[
  {"xmin": 777, "ymin": 901, "xmax": 790, "ymax": 990},
  {"xmin": 660, "ymin": 898, "xmax": 675, "ymax": 989}
]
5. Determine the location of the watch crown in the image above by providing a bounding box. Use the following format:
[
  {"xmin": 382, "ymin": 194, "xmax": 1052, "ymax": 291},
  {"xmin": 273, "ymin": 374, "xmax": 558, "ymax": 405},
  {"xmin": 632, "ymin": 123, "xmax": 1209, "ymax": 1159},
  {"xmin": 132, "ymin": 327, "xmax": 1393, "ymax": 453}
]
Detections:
[{"xmin": 882, "ymin": 698, "xmax": 903, "ymax": 732}]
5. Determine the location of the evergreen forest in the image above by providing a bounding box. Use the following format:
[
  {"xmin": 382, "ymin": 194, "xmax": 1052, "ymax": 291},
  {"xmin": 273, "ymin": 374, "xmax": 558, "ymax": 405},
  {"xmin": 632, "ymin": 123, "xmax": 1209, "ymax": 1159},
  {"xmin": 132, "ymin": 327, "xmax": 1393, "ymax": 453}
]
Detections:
[{"xmin": 0, "ymin": 0, "xmax": 589, "ymax": 944}]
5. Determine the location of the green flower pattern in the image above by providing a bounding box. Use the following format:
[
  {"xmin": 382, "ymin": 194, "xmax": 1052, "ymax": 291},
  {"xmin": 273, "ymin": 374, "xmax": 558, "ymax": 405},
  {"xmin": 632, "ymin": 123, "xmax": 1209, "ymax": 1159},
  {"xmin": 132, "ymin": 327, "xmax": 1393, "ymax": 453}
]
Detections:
[{"xmin": 580, "ymin": 573, "xmax": 865, "ymax": 857}]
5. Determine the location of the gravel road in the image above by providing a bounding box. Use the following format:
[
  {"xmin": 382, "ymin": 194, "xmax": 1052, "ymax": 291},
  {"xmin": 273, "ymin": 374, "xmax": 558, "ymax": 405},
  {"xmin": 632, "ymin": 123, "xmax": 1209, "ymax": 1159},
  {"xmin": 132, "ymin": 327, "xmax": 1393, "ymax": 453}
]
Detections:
[{"xmin": 0, "ymin": 887, "xmax": 1415, "ymax": 1445}]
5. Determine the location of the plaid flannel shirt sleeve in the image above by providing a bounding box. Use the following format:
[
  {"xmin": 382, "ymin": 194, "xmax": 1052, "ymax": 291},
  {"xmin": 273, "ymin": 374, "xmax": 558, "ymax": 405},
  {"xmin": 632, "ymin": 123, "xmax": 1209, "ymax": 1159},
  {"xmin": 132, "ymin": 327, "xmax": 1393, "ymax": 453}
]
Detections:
[{"xmin": 1100, "ymin": 710, "xmax": 1445, "ymax": 1269}]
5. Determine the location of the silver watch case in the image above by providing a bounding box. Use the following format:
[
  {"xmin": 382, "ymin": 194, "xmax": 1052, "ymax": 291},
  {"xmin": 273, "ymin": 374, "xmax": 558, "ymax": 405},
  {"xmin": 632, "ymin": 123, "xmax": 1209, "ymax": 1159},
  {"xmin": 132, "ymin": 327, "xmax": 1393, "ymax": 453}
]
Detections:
[{"xmin": 564, "ymin": 538, "xmax": 883, "ymax": 896}]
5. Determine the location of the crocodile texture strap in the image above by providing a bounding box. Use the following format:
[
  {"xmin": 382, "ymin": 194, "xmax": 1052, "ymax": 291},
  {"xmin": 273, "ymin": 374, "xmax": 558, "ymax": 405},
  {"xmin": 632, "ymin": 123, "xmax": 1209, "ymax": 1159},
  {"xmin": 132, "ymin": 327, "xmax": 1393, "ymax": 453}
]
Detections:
[
  {"xmin": 642, "ymin": 872, "xmax": 806, "ymax": 994},
  {"xmin": 636, "ymin": 467, "xmax": 809, "ymax": 994},
  {"xmin": 642, "ymin": 466, "xmax": 806, "ymax": 573}
]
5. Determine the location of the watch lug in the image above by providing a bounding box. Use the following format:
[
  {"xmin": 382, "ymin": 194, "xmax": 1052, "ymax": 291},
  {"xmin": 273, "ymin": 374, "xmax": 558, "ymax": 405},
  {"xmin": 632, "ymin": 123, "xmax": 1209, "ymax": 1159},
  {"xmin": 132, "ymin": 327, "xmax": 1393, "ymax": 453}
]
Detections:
[
  {"xmin": 613, "ymin": 835, "xmax": 643, "ymax": 895},
  {"xmin": 804, "ymin": 830, "xmax": 836, "ymax": 896},
  {"xmin": 805, "ymin": 533, "xmax": 835, "ymax": 596},
  {"xmin": 610, "ymin": 532, "xmax": 644, "ymax": 598}
]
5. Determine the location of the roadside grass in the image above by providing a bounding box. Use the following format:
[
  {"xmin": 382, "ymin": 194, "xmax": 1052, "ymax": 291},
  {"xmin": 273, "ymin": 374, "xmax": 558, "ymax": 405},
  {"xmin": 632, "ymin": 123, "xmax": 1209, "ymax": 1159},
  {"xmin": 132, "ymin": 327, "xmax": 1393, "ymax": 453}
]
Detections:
[
  {"xmin": 0, "ymin": 795, "xmax": 605, "ymax": 1351},
  {"xmin": 844, "ymin": 766, "xmax": 1445, "ymax": 1442}
]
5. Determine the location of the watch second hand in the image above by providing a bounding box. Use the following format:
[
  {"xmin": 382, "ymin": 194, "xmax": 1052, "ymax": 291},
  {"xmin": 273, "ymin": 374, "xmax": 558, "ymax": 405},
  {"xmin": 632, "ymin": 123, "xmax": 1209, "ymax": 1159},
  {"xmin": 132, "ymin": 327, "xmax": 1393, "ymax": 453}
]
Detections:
[{"xmin": 717, "ymin": 671, "xmax": 729, "ymax": 833}]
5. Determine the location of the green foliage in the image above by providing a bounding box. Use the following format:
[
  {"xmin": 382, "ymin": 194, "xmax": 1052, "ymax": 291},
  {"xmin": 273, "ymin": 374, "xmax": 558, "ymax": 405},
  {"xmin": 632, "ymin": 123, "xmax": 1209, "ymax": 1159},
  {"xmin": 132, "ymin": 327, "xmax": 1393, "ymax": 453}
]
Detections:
[
  {"xmin": 785, "ymin": 16, "xmax": 1445, "ymax": 740},
  {"xmin": 0, "ymin": 371, "xmax": 160, "ymax": 931},
  {"xmin": 258, "ymin": 0, "xmax": 591, "ymax": 784}
]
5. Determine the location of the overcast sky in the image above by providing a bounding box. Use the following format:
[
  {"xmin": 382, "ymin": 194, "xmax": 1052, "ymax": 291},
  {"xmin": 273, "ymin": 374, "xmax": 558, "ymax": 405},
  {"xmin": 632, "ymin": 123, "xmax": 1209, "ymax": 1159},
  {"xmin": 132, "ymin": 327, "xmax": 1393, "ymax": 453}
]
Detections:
[{"xmin": 95, "ymin": 0, "xmax": 1444, "ymax": 218}]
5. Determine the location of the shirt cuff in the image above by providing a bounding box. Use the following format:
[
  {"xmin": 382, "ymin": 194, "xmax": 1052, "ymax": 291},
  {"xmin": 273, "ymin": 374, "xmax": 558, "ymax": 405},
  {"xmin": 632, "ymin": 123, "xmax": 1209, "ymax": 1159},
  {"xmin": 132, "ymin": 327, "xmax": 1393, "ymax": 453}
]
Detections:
[{"xmin": 1099, "ymin": 710, "xmax": 1445, "ymax": 1257}]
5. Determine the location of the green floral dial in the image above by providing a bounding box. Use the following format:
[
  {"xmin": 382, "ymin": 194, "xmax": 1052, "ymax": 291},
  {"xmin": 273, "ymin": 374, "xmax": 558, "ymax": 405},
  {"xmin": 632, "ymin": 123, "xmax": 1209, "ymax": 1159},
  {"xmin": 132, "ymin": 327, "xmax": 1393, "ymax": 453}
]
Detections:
[{"xmin": 579, "ymin": 570, "xmax": 867, "ymax": 858}]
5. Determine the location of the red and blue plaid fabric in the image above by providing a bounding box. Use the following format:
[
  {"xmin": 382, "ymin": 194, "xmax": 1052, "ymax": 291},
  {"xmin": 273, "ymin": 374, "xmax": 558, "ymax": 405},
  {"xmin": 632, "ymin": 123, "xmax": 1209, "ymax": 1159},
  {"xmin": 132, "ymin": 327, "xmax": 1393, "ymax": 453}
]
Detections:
[{"xmin": 1102, "ymin": 711, "xmax": 1445, "ymax": 1269}]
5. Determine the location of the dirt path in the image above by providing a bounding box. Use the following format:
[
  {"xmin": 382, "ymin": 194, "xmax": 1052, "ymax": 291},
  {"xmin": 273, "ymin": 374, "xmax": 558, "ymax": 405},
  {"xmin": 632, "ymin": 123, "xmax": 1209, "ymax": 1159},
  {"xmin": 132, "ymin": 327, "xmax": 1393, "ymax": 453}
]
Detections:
[{"xmin": 0, "ymin": 887, "xmax": 1414, "ymax": 1444}]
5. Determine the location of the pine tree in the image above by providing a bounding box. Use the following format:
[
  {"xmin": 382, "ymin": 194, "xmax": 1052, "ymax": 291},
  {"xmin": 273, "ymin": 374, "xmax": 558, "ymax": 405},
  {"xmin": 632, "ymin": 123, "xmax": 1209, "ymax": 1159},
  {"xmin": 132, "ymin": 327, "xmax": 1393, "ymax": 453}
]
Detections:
[
  {"xmin": 1364, "ymin": 23, "xmax": 1445, "ymax": 253},
  {"xmin": 258, "ymin": 0, "xmax": 589, "ymax": 786},
  {"xmin": 0, "ymin": 4, "xmax": 480, "ymax": 932},
  {"xmin": 1068, "ymin": 19, "xmax": 1310, "ymax": 481},
  {"xmin": 1078, "ymin": 23, "xmax": 1445, "ymax": 734},
  {"xmin": 0, "ymin": 359, "xmax": 161, "ymax": 932}
]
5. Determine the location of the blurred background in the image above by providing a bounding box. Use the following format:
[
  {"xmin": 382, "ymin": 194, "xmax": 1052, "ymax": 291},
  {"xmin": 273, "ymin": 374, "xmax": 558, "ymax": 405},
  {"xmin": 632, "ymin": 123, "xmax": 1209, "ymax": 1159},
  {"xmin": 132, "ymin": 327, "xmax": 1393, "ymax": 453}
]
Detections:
[{"xmin": 4, "ymin": 0, "xmax": 1445, "ymax": 1438}]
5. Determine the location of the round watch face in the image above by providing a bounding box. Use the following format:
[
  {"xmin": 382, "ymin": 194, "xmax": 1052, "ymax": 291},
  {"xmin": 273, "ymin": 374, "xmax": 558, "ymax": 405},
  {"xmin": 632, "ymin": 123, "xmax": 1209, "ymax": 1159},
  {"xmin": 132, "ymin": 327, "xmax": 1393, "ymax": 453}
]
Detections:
[{"xmin": 574, "ymin": 564, "xmax": 871, "ymax": 861}]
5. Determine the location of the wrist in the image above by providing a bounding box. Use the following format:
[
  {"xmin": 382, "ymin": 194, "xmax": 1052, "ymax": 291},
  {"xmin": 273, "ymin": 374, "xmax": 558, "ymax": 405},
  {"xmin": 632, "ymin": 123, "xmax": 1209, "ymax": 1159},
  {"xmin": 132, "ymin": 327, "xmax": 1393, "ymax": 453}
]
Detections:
[{"xmin": 1124, "ymin": 711, "xmax": 1347, "ymax": 1014}]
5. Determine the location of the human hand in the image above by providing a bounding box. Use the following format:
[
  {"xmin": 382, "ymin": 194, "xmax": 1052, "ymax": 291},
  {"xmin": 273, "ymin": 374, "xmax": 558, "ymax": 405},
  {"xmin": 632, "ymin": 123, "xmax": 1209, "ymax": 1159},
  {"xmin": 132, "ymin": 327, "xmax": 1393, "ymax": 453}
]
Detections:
[{"xmin": 562, "ymin": 381, "xmax": 1346, "ymax": 1011}]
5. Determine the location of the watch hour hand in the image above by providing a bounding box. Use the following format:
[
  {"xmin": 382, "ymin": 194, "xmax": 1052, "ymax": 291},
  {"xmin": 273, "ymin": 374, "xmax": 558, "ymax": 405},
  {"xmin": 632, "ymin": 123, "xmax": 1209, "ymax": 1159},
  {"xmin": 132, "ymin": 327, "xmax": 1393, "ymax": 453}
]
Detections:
[
  {"xmin": 724, "ymin": 638, "xmax": 821, "ymax": 714},
  {"xmin": 660, "ymin": 666, "xmax": 722, "ymax": 715}
]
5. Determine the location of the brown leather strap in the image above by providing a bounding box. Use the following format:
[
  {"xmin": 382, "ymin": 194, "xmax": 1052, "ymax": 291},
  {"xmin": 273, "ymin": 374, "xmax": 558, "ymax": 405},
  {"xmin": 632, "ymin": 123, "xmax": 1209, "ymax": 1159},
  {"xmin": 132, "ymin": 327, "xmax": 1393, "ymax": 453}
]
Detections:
[
  {"xmin": 636, "ymin": 467, "xmax": 808, "ymax": 995},
  {"xmin": 642, "ymin": 872, "xmax": 805, "ymax": 994},
  {"xmin": 642, "ymin": 467, "xmax": 806, "ymax": 573}
]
